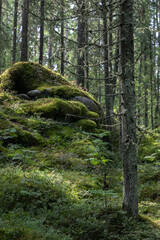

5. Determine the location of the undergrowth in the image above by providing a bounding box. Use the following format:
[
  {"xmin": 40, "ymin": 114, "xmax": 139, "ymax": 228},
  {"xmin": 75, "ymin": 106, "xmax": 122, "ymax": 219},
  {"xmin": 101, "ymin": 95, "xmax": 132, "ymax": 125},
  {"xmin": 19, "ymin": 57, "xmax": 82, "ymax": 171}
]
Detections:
[{"xmin": 0, "ymin": 103, "xmax": 160, "ymax": 239}]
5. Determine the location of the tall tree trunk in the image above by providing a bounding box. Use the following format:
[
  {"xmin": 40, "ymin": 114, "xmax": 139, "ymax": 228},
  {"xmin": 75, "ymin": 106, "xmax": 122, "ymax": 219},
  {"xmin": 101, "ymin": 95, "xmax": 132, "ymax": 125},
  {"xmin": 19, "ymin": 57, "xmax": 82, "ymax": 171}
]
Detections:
[
  {"xmin": 102, "ymin": 0, "xmax": 112, "ymax": 127},
  {"xmin": 48, "ymin": 33, "xmax": 52, "ymax": 68},
  {"xmin": 138, "ymin": 47, "xmax": 142, "ymax": 126},
  {"xmin": 39, "ymin": 0, "xmax": 45, "ymax": 65},
  {"xmin": 12, "ymin": 0, "xmax": 18, "ymax": 64},
  {"xmin": 21, "ymin": 0, "xmax": 29, "ymax": 61},
  {"xmin": 119, "ymin": 0, "xmax": 138, "ymax": 217},
  {"xmin": 0, "ymin": 0, "xmax": 2, "ymax": 27},
  {"xmin": 155, "ymin": 0, "xmax": 160, "ymax": 127},
  {"xmin": 61, "ymin": 0, "xmax": 64, "ymax": 75},
  {"xmin": 85, "ymin": 12, "xmax": 89, "ymax": 91},
  {"xmin": 150, "ymin": 31, "xmax": 154, "ymax": 129},
  {"xmin": 77, "ymin": 0, "xmax": 85, "ymax": 87},
  {"xmin": 144, "ymin": 52, "xmax": 149, "ymax": 128},
  {"xmin": 0, "ymin": 0, "xmax": 2, "ymax": 72}
]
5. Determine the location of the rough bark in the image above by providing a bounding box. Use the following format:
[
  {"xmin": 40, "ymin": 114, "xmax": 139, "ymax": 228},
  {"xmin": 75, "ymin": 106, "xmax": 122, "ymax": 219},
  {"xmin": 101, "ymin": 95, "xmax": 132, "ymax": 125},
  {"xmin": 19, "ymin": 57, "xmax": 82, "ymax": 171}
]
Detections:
[
  {"xmin": 102, "ymin": 0, "xmax": 112, "ymax": 127},
  {"xmin": 61, "ymin": 0, "xmax": 64, "ymax": 75},
  {"xmin": 39, "ymin": 0, "xmax": 45, "ymax": 65},
  {"xmin": 119, "ymin": 0, "xmax": 138, "ymax": 217},
  {"xmin": 21, "ymin": 0, "xmax": 29, "ymax": 61},
  {"xmin": 12, "ymin": 0, "xmax": 18, "ymax": 64},
  {"xmin": 77, "ymin": 0, "xmax": 85, "ymax": 87},
  {"xmin": 0, "ymin": 0, "xmax": 2, "ymax": 26}
]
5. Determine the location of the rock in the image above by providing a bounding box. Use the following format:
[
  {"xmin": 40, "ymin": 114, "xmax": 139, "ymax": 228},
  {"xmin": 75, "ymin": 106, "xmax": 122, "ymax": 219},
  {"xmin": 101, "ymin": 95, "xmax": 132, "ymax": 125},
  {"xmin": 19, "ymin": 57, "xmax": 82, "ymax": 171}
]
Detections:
[
  {"xmin": 0, "ymin": 62, "xmax": 70, "ymax": 93},
  {"xmin": 18, "ymin": 94, "xmax": 31, "ymax": 100},
  {"xmin": 72, "ymin": 96, "xmax": 100, "ymax": 114},
  {"xmin": 27, "ymin": 90, "xmax": 42, "ymax": 98}
]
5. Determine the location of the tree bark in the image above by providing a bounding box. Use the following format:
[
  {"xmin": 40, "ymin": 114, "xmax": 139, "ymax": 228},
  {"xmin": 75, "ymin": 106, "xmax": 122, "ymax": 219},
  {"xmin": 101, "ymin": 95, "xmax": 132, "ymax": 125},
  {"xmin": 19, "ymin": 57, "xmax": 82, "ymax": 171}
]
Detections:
[
  {"xmin": 21, "ymin": 0, "xmax": 29, "ymax": 61},
  {"xmin": 77, "ymin": 0, "xmax": 85, "ymax": 87},
  {"xmin": 12, "ymin": 0, "xmax": 18, "ymax": 64},
  {"xmin": 39, "ymin": 0, "xmax": 45, "ymax": 65},
  {"xmin": 119, "ymin": 0, "xmax": 138, "ymax": 217},
  {"xmin": 0, "ymin": 0, "xmax": 2, "ymax": 26},
  {"xmin": 102, "ymin": 0, "xmax": 112, "ymax": 127},
  {"xmin": 61, "ymin": 0, "xmax": 64, "ymax": 75}
]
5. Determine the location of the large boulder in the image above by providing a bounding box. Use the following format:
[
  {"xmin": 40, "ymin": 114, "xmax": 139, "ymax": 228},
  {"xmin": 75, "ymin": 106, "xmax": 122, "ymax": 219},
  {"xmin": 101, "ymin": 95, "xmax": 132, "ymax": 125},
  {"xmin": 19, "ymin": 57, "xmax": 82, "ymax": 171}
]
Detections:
[
  {"xmin": 0, "ymin": 62, "xmax": 70, "ymax": 93},
  {"xmin": 0, "ymin": 62, "xmax": 102, "ymax": 128}
]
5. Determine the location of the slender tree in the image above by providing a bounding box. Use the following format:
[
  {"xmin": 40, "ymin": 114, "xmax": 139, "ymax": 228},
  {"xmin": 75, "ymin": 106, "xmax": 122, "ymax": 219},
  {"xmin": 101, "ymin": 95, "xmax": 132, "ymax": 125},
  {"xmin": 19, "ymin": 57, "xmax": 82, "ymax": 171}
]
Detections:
[
  {"xmin": 77, "ymin": 0, "xmax": 85, "ymax": 87},
  {"xmin": 39, "ymin": 0, "xmax": 45, "ymax": 65},
  {"xmin": 119, "ymin": 0, "xmax": 138, "ymax": 216},
  {"xmin": 21, "ymin": 0, "xmax": 29, "ymax": 61},
  {"xmin": 0, "ymin": 0, "xmax": 2, "ymax": 26},
  {"xmin": 61, "ymin": 0, "xmax": 64, "ymax": 75},
  {"xmin": 12, "ymin": 0, "xmax": 18, "ymax": 64},
  {"xmin": 101, "ymin": 0, "xmax": 111, "ymax": 127}
]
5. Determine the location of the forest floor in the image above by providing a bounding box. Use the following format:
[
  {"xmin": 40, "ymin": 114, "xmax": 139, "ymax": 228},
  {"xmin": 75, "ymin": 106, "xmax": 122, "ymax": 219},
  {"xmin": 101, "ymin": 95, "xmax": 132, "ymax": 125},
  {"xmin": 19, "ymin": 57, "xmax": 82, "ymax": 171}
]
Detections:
[{"xmin": 0, "ymin": 94, "xmax": 160, "ymax": 240}]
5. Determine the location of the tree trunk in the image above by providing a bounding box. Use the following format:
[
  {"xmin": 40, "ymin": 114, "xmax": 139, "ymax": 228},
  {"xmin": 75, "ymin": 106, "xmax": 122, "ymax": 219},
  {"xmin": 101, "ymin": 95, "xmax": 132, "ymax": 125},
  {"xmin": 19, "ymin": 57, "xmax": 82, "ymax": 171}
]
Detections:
[
  {"xmin": 12, "ymin": 0, "xmax": 18, "ymax": 64},
  {"xmin": 48, "ymin": 34, "xmax": 52, "ymax": 68},
  {"xmin": 0, "ymin": 0, "xmax": 2, "ymax": 26},
  {"xmin": 21, "ymin": 0, "xmax": 29, "ymax": 61},
  {"xmin": 39, "ymin": 0, "xmax": 44, "ymax": 65},
  {"xmin": 149, "ymin": 31, "xmax": 154, "ymax": 129},
  {"xmin": 119, "ymin": 0, "xmax": 138, "ymax": 217},
  {"xmin": 0, "ymin": 0, "xmax": 2, "ymax": 72},
  {"xmin": 77, "ymin": 0, "xmax": 85, "ymax": 87},
  {"xmin": 102, "ymin": 0, "xmax": 112, "ymax": 127},
  {"xmin": 144, "ymin": 52, "xmax": 149, "ymax": 128},
  {"xmin": 61, "ymin": 0, "xmax": 64, "ymax": 75}
]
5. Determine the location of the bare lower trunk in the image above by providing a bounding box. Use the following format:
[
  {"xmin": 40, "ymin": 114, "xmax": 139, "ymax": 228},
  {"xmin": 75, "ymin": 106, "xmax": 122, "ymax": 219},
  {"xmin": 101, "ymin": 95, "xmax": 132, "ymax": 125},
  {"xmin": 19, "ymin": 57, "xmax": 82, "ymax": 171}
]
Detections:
[
  {"xmin": 21, "ymin": 0, "xmax": 29, "ymax": 61},
  {"xmin": 120, "ymin": 0, "xmax": 138, "ymax": 217}
]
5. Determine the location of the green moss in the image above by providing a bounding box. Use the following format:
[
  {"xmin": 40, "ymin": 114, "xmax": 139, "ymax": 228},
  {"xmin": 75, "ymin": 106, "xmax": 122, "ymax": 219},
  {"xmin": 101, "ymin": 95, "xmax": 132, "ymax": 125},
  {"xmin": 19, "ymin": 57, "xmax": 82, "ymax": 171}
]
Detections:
[
  {"xmin": 38, "ymin": 85, "xmax": 100, "ymax": 107},
  {"xmin": 0, "ymin": 62, "xmax": 70, "ymax": 93},
  {"xmin": 22, "ymin": 98, "xmax": 91, "ymax": 120},
  {"xmin": 38, "ymin": 85, "xmax": 83, "ymax": 99},
  {"xmin": 76, "ymin": 119, "xmax": 97, "ymax": 132},
  {"xmin": 0, "ymin": 110, "xmax": 43, "ymax": 146}
]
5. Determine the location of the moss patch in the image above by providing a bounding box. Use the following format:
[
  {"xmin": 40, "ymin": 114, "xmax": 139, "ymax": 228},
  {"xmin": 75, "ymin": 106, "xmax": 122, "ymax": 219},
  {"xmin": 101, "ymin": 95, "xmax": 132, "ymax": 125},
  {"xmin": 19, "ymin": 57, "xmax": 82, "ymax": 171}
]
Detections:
[
  {"xmin": 76, "ymin": 119, "xmax": 97, "ymax": 132},
  {"xmin": 38, "ymin": 85, "xmax": 100, "ymax": 111},
  {"xmin": 0, "ymin": 62, "xmax": 70, "ymax": 93},
  {"xmin": 21, "ymin": 98, "xmax": 100, "ymax": 123}
]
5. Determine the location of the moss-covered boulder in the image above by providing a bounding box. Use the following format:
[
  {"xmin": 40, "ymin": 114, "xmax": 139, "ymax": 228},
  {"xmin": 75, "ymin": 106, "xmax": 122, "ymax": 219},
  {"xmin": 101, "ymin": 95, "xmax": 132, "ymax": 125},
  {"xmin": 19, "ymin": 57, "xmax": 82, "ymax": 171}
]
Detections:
[
  {"xmin": 21, "ymin": 98, "xmax": 99, "ymax": 122},
  {"xmin": 76, "ymin": 119, "xmax": 98, "ymax": 132},
  {"xmin": 0, "ymin": 62, "xmax": 70, "ymax": 93},
  {"xmin": 0, "ymin": 62, "xmax": 102, "ymax": 126}
]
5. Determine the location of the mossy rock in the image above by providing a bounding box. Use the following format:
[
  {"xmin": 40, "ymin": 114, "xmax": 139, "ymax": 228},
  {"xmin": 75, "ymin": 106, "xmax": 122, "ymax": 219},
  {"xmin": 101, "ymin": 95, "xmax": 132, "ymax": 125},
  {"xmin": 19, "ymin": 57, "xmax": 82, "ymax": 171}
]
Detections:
[
  {"xmin": 38, "ymin": 85, "xmax": 100, "ymax": 110},
  {"xmin": 22, "ymin": 98, "xmax": 100, "ymax": 121},
  {"xmin": 76, "ymin": 119, "xmax": 98, "ymax": 132},
  {"xmin": 0, "ymin": 62, "xmax": 70, "ymax": 93}
]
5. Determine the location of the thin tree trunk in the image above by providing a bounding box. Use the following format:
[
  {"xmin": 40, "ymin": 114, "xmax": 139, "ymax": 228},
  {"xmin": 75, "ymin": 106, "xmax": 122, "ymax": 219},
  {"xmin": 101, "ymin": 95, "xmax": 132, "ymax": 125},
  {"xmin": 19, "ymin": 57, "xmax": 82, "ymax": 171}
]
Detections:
[
  {"xmin": 48, "ymin": 34, "xmax": 52, "ymax": 68},
  {"xmin": 77, "ymin": 0, "xmax": 85, "ymax": 87},
  {"xmin": 120, "ymin": 0, "xmax": 138, "ymax": 217},
  {"xmin": 12, "ymin": 0, "xmax": 18, "ymax": 64},
  {"xmin": 61, "ymin": 0, "xmax": 64, "ymax": 75},
  {"xmin": 102, "ymin": 0, "xmax": 112, "ymax": 127},
  {"xmin": 144, "ymin": 52, "xmax": 149, "ymax": 128},
  {"xmin": 0, "ymin": 0, "xmax": 2, "ymax": 27},
  {"xmin": 0, "ymin": 0, "xmax": 2, "ymax": 72},
  {"xmin": 39, "ymin": 0, "xmax": 44, "ymax": 65},
  {"xmin": 155, "ymin": 0, "xmax": 160, "ymax": 127},
  {"xmin": 150, "ymin": 31, "xmax": 154, "ymax": 129},
  {"xmin": 21, "ymin": 0, "xmax": 29, "ymax": 61},
  {"xmin": 85, "ymin": 12, "xmax": 89, "ymax": 91}
]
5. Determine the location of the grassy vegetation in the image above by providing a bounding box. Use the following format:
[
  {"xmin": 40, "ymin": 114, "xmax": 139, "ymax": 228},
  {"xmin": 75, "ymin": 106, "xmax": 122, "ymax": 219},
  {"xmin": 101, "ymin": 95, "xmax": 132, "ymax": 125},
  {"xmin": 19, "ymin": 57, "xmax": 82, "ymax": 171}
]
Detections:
[{"xmin": 1, "ymin": 66, "xmax": 160, "ymax": 239}]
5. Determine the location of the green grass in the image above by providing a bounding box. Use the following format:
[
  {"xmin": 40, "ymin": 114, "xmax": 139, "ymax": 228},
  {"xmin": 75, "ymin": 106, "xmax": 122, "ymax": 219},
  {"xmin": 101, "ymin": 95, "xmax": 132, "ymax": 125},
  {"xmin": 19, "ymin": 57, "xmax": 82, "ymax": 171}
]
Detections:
[{"xmin": 0, "ymin": 100, "xmax": 160, "ymax": 239}]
